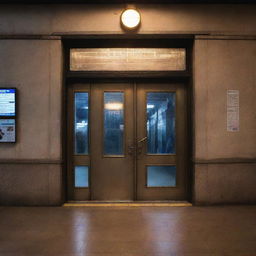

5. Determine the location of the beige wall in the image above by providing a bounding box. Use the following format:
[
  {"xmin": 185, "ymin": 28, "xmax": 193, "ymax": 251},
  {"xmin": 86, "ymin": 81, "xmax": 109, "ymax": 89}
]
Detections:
[
  {"xmin": 0, "ymin": 5, "xmax": 255, "ymax": 35},
  {"xmin": 194, "ymin": 38, "xmax": 256, "ymax": 159},
  {"xmin": 0, "ymin": 40, "xmax": 63, "ymax": 205},
  {"xmin": 195, "ymin": 164, "xmax": 256, "ymax": 204},
  {"xmin": 0, "ymin": 40, "xmax": 62, "ymax": 160},
  {"xmin": 194, "ymin": 37, "xmax": 256, "ymax": 204}
]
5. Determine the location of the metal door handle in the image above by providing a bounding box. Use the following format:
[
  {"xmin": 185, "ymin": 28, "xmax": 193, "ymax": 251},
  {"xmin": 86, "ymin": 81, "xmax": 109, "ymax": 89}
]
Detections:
[
  {"xmin": 137, "ymin": 137, "xmax": 147, "ymax": 155},
  {"xmin": 128, "ymin": 137, "xmax": 147, "ymax": 155},
  {"xmin": 137, "ymin": 136, "xmax": 147, "ymax": 144}
]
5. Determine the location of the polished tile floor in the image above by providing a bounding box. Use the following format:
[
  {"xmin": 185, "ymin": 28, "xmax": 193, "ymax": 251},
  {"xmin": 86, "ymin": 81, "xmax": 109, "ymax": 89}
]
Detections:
[{"xmin": 0, "ymin": 206, "xmax": 256, "ymax": 256}]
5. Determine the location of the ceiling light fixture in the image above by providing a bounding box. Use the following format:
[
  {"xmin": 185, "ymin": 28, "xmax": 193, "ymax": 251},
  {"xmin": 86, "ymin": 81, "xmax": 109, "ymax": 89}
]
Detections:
[{"xmin": 121, "ymin": 8, "xmax": 141, "ymax": 30}]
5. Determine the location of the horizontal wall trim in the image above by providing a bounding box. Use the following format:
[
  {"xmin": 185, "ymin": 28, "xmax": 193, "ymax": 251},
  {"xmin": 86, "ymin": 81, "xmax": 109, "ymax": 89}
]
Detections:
[
  {"xmin": 194, "ymin": 158, "xmax": 256, "ymax": 164},
  {"xmin": 1, "ymin": 33, "xmax": 255, "ymax": 40},
  {"xmin": 58, "ymin": 32, "xmax": 256, "ymax": 38},
  {"xmin": 0, "ymin": 32, "xmax": 198, "ymax": 40},
  {"xmin": 59, "ymin": 32, "xmax": 198, "ymax": 39},
  {"xmin": 2, "ymin": 158, "xmax": 255, "ymax": 165},
  {"xmin": 0, "ymin": 159, "xmax": 63, "ymax": 165},
  {"xmin": 195, "ymin": 35, "xmax": 256, "ymax": 40},
  {"xmin": 66, "ymin": 71, "xmax": 191, "ymax": 79},
  {"xmin": 0, "ymin": 35, "xmax": 61, "ymax": 40}
]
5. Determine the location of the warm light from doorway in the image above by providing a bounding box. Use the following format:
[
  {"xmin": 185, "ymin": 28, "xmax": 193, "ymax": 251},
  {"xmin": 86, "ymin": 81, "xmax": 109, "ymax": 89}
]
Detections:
[
  {"xmin": 121, "ymin": 9, "xmax": 141, "ymax": 30},
  {"xmin": 105, "ymin": 103, "xmax": 123, "ymax": 110}
]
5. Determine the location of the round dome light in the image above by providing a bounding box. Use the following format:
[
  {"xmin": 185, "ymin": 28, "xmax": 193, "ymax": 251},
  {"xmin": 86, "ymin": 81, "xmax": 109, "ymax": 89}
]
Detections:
[{"xmin": 121, "ymin": 9, "xmax": 141, "ymax": 30}]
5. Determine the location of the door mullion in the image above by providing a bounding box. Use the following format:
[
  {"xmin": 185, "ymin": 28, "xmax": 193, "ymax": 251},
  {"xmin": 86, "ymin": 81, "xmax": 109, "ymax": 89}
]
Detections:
[{"xmin": 133, "ymin": 82, "xmax": 138, "ymax": 201}]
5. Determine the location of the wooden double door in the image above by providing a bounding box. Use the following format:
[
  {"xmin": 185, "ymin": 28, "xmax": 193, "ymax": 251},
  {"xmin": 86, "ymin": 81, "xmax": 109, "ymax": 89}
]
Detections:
[{"xmin": 67, "ymin": 81, "xmax": 188, "ymax": 201}]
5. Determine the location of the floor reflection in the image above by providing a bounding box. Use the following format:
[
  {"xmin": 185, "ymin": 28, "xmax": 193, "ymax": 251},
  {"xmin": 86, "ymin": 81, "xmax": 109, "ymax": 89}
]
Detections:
[
  {"xmin": 0, "ymin": 206, "xmax": 256, "ymax": 255},
  {"xmin": 72, "ymin": 209, "xmax": 90, "ymax": 254}
]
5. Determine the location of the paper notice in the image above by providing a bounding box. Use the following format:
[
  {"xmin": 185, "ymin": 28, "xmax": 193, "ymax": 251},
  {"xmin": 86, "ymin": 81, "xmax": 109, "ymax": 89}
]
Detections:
[{"xmin": 227, "ymin": 90, "xmax": 239, "ymax": 132}]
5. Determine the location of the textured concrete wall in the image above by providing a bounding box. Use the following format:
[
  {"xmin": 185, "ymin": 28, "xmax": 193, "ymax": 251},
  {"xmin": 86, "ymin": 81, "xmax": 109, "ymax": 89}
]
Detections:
[
  {"xmin": 0, "ymin": 164, "xmax": 62, "ymax": 206},
  {"xmin": 195, "ymin": 163, "xmax": 256, "ymax": 204},
  {"xmin": 194, "ymin": 38, "xmax": 256, "ymax": 204},
  {"xmin": 0, "ymin": 40, "xmax": 63, "ymax": 205},
  {"xmin": 0, "ymin": 40, "xmax": 62, "ymax": 159},
  {"xmin": 0, "ymin": 4, "xmax": 255, "ymax": 35}
]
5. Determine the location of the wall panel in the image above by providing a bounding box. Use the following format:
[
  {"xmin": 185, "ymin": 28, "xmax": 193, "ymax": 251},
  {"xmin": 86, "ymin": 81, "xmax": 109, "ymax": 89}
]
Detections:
[
  {"xmin": 0, "ymin": 40, "xmax": 63, "ymax": 205},
  {"xmin": 194, "ymin": 37, "xmax": 256, "ymax": 204}
]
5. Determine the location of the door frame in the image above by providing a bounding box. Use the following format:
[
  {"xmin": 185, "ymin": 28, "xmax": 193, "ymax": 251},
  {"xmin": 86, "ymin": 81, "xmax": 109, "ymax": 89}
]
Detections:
[{"xmin": 63, "ymin": 36, "xmax": 194, "ymax": 202}]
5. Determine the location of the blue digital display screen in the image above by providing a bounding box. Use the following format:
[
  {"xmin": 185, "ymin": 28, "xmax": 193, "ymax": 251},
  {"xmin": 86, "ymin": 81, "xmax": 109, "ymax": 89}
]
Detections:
[{"xmin": 0, "ymin": 89, "xmax": 16, "ymax": 116}]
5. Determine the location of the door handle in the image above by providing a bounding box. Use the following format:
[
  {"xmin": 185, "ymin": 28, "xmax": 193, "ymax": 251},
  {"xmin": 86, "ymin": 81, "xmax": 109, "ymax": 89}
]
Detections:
[
  {"xmin": 137, "ymin": 137, "xmax": 147, "ymax": 155},
  {"xmin": 137, "ymin": 136, "xmax": 147, "ymax": 144},
  {"xmin": 128, "ymin": 137, "xmax": 147, "ymax": 155}
]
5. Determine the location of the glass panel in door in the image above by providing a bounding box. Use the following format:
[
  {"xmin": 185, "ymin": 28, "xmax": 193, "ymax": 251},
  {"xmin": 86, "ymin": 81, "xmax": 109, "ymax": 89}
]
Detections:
[
  {"xmin": 147, "ymin": 92, "xmax": 176, "ymax": 154},
  {"xmin": 74, "ymin": 92, "xmax": 89, "ymax": 154},
  {"xmin": 104, "ymin": 92, "xmax": 124, "ymax": 156}
]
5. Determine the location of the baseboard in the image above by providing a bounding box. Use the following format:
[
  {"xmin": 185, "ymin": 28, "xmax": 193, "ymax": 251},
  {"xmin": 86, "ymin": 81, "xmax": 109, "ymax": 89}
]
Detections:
[{"xmin": 63, "ymin": 201, "xmax": 192, "ymax": 207}]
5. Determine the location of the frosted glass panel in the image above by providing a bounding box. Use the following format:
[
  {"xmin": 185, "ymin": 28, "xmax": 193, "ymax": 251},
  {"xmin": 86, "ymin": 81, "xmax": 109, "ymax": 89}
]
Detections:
[
  {"xmin": 74, "ymin": 92, "xmax": 89, "ymax": 154},
  {"xmin": 147, "ymin": 166, "xmax": 176, "ymax": 187},
  {"xmin": 70, "ymin": 48, "xmax": 186, "ymax": 71},
  {"xmin": 75, "ymin": 166, "xmax": 89, "ymax": 188},
  {"xmin": 104, "ymin": 92, "xmax": 124, "ymax": 155},
  {"xmin": 147, "ymin": 92, "xmax": 176, "ymax": 154}
]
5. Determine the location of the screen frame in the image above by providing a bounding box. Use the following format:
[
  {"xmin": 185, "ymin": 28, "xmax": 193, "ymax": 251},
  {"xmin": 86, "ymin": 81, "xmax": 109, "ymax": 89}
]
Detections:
[
  {"xmin": 0, "ymin": 87, "xmax": 17, "ymax": 143},
  {"xmin": 0, "ymin": 87, "xmax": 17, "ymax": 117}
]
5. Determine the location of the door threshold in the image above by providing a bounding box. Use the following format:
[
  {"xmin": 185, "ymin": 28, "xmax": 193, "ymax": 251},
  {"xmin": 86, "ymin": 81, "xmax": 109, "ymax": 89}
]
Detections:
[{"xmin": 63, "ymin": 201, "xmax": 192, "ymax": 207}]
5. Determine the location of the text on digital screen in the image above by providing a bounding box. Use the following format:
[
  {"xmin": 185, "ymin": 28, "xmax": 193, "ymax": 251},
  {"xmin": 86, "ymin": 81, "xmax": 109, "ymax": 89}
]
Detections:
[{"xmin": 0, "ymin": 89, "xmax": 16, "ymax": 116}]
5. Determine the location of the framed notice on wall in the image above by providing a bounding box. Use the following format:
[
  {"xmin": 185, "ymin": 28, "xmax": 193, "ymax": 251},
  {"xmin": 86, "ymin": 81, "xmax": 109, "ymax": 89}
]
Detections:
[
  {"xmin": 0, "ymin": 88, "xmax": 17, "ymax": 143},
  {"xmin": 227, "ymin": 90, "xmax": 239, "ymax": 132}
]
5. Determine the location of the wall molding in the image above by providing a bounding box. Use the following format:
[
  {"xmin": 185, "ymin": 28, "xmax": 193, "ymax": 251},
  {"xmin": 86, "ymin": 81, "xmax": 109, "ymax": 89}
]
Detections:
[
  {"xmin": 0, "ymin": 159, "xmax": 63, "ymax": 164},
  {"xmin": 0, "ymin": 33, "xmax": 197, "ymax": 40},
  {"xmin": 194, "ymin": 158, "xmax": 256, "ymax": 164},
  {"xmin": 0, "ymin": 35, "xmax": 61, "ymax": 40},
  {"xmin": 2, "ymin": 158, "xmax": 255, "ymax": 165},
  {"xmin": 1, "ymin": 34, "xmax": 255, "ymax": 40},
  {"xmin": 195, "ymin": 35, "xmax": 256, "ymax": 40}
]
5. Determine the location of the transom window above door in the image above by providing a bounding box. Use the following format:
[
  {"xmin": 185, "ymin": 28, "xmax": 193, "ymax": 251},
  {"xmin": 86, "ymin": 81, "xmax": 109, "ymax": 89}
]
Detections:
[{"xmin": 69, "ymin": 48, "xmax": 186, "ymax": 71}]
